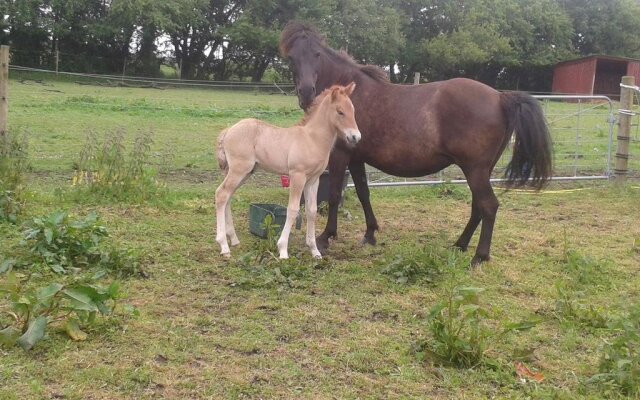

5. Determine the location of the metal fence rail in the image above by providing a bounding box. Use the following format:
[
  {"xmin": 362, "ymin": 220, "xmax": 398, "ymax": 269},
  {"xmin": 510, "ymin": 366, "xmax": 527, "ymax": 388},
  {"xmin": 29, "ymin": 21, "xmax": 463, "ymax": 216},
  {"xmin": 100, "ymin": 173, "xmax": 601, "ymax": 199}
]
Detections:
[
  {"xmin": 351, "ymin": 95, "xmax": 617, "ymax": 188},
  {"xmin": 6, "ymin": 66, "xmax": 632, "ymax": 186}
]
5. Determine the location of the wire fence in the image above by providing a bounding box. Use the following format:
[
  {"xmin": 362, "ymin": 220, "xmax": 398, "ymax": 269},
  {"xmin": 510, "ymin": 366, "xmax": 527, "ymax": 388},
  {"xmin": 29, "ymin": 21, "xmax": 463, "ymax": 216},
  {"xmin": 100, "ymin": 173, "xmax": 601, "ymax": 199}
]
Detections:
[
  {"xmin": 6, "ymin": 66, "xmax": 639, "ymax": 187},
  {"xmin": 10, "ymin": 65, "xmax": 296, "ymax": 94},
  {"xmin": 353, "ymin": 95, "xmax": 621, "ymax": 187}
]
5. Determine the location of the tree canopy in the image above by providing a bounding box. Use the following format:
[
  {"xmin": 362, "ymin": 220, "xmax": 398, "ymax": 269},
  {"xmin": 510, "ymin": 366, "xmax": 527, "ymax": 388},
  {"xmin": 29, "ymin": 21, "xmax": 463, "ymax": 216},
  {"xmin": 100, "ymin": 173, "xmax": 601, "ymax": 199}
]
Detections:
[{"xmin": 2, "ymin": 0, "xmax": 640, "ymax": 90}]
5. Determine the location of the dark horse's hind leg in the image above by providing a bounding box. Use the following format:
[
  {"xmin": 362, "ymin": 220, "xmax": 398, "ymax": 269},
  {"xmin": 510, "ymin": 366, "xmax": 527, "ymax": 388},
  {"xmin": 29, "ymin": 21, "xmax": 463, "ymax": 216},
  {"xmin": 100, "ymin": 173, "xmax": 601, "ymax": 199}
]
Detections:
[
  {"xmin": 454, "ymin": 199, "xmax": 481, "ymax": 252},
  {"xmin": 316, "ymin": 151, "xmax": 350, "ymax": 252},
  {"xmin": 460, "ymin": 168, "xmax": 499, "ymax": 266},
  {"xmin": 349, "ymin": 161, "xmax": 379, "ymax": 245}
]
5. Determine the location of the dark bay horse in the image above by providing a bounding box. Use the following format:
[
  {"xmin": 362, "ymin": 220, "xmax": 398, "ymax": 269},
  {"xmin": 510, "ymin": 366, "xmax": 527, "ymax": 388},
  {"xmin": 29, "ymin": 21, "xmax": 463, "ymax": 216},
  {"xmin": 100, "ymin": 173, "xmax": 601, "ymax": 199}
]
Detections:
[{"xmin": 279, "ymin": 22, "xmax": 553, "ymax": 266}]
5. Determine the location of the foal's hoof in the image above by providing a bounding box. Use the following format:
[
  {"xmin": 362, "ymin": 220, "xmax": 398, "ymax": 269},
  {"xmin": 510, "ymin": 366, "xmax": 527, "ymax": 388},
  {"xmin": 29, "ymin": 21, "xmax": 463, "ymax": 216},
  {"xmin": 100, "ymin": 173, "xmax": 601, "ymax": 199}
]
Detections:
[
  {"xmin": 230, "ymin": 238, "xmax": 240, "ymax": 246},
  {"xmin": 221, "ymin": 252, "xmax": 231, "ymax": 259}
]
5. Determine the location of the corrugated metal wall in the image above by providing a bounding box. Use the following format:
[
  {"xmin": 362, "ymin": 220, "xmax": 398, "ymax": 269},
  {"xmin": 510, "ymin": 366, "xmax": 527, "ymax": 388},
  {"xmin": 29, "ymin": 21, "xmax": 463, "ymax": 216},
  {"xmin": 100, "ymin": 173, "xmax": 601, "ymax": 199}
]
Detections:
[
  {"xmin": 627, "ymin": 62, "xmax": 640, "ymax": 84},
  {"xmin": 552, "ymin": 58, "xmax": 596, "ymax": 95}
]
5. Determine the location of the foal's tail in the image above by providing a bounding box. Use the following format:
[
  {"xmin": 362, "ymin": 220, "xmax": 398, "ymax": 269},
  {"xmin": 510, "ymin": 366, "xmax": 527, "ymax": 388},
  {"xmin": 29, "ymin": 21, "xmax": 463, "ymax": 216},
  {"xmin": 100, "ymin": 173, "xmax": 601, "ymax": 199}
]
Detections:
[
  {"xmin": 216, "ymin": 129, "xmax": 229, "ymax": 175},
  {"xmin": 500, "ymin": 92, "xmax": 553, "ymax": 190}
]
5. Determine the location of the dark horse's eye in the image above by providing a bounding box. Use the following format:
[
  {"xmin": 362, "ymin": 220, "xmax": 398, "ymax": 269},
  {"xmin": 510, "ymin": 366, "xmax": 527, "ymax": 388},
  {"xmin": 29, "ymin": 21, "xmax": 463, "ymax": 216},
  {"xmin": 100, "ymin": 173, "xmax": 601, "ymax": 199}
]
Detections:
[{"xmin": 315, "ymin": 52, "xmax": 321, "ymax": 58}]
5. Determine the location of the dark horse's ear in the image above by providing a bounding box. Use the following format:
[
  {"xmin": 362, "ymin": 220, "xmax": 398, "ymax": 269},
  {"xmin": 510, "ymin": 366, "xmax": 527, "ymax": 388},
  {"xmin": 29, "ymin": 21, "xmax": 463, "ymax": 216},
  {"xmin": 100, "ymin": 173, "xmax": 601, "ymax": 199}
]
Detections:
[{"xmin": 345, "ymin": 82, "xmax": 356, "ymax": 96}]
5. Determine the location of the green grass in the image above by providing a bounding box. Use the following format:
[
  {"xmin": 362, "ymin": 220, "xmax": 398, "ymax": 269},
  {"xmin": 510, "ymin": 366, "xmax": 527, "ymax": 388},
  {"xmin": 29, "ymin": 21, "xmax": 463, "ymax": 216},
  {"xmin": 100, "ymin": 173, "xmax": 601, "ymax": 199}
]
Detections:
[{"xmin": 2, "ymin": 74, "xmax": 640, "ymax": 399}]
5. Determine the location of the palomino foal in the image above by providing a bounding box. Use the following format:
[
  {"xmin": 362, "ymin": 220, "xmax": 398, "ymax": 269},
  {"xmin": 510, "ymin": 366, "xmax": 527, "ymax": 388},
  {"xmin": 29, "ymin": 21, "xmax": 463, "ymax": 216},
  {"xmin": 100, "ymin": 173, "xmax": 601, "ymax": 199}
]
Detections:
[{"xmin": 215, "ymin": 83, "xmax": 361, "ymax": 259}]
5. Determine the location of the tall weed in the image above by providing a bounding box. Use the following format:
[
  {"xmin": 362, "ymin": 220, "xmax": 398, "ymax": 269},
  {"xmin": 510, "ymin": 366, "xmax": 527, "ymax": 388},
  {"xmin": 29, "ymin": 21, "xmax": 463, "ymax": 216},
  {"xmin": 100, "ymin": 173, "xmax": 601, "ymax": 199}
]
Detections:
[
  {"xmin": 414, "ymin": 286, "xmax": 539, "ymax": 369},
  {"xmin": 72, "ymin": 129, "xmax": 165, "ymax": 202},
  {"xmin": 0, "ymin": 131, "xmax": 29, "ymax": 223}
]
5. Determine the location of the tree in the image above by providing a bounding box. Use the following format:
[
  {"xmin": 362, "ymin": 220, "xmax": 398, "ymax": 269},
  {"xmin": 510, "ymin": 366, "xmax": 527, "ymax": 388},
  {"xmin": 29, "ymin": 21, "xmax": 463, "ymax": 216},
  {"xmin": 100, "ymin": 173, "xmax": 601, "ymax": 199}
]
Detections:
[
  {"xmin": 3, "ymin": 0, "xmax": 51, "ymax": 67},
  {"xmin": 322, "ymin": 0, "xmax": 405, "ymax": 78},
  {"xmin": 224, "ymin": 0, "xmax": 334, "ymax": 81},
  {"xmin": 561, "ymin": 0, "xmax": 640, "ymax": 58},
  {"xmin": 162, "ymin": 0, "xmax": 245, "ymax": 80}
]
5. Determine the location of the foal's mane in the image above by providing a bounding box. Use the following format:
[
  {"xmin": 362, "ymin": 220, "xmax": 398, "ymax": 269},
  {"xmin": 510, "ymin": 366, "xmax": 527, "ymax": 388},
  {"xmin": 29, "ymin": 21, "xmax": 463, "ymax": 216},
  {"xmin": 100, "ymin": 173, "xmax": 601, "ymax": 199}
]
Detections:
[
  {"xmin": 279, "ymin": 21, "xmax": 389, "ymax": 83},
  {"xmin": 297, "ymin": 85, "xmax": 343, "ymax": 126}
]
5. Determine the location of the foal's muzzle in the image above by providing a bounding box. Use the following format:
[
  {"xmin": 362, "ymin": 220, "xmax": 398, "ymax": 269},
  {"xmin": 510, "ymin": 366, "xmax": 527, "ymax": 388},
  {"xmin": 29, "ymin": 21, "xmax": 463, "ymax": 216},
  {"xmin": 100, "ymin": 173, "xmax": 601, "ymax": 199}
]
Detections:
[{"xmin": 346, "ymin": 129, "xmax": 362, "ymax": 145}]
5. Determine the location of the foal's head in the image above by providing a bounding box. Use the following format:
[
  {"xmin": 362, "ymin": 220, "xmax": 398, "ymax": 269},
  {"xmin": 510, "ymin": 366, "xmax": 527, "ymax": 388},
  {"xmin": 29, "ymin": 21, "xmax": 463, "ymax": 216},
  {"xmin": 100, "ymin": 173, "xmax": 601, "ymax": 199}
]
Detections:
[{"xmin": 313, "ymin": 82, "xmax": 361, "ymax": 146}]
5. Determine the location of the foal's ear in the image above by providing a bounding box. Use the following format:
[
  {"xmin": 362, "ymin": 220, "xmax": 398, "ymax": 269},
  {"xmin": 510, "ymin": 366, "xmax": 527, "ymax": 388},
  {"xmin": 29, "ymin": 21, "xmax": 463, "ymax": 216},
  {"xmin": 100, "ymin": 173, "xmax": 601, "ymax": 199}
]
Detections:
[
  {"xmin": 345, "ymin": 82, "xmax": 356, "ymax": 96},
  {"xmin": 331, "ymin": 86, "xmax": 340, "ymax": 101}
]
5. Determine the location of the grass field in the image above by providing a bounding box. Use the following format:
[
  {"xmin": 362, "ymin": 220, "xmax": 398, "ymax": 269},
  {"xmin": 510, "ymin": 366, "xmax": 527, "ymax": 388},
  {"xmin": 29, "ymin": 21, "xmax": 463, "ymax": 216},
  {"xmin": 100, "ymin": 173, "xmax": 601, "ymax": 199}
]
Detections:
[{"xmin": 2, "ymin": 75, "xmax": 640, "ymax": 399}]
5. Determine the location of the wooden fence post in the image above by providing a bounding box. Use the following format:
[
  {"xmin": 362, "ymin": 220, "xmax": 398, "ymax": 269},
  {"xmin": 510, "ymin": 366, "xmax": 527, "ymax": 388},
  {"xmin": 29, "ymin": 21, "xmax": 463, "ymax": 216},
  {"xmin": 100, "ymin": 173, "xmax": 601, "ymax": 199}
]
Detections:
[
  {"xmin": 0, "ymin": 45, "xmax": 8, "ymax": 139},
  {"xmin": 614, "ymin": 76, "xmax": 634, "ymax": 183},
  {"xmin": 413, "ymin": 72, "xmax": 420, "ymax": 85}
]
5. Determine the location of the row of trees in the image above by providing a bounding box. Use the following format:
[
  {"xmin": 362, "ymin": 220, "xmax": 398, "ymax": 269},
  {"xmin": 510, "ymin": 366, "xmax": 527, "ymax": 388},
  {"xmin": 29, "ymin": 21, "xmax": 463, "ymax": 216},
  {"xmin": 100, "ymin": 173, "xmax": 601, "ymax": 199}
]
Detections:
[{"xmin": 2, "ymin": 0, "xmax": 640, "ymax": 90}]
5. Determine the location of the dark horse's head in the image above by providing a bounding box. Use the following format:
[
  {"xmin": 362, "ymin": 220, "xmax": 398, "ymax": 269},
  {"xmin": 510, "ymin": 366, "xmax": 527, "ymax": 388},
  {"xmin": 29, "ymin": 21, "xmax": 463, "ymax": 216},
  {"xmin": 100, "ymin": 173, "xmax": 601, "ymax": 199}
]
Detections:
[{"xmin": 279, "ymin": 22, "xmax": 328, "ymax": 111}]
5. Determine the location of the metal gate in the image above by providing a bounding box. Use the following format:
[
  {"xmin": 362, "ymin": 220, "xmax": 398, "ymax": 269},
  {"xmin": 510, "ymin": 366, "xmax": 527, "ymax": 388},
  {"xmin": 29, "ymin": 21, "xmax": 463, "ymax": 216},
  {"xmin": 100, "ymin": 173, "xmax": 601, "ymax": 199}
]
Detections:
[{"xmin": 349, "ymin": 95, "xmax": 615, "ymax": 188}]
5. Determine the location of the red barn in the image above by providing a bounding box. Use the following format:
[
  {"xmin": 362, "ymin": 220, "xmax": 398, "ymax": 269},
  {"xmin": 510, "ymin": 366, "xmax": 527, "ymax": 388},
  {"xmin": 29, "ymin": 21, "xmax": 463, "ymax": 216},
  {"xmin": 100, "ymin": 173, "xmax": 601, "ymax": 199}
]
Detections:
[{"xmin": 552, "ymin": 55, "xmax": 640, "ymax": 99}]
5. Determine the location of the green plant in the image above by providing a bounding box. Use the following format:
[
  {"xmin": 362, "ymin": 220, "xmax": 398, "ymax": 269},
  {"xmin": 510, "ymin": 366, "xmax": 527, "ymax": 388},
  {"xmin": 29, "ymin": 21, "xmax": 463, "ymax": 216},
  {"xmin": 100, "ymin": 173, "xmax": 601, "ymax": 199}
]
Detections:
[
  {"xmin": 20, "ymin": 210, "xmax": 142, "ymax": 277},
  {"xmin": 0, "ymin": 131, "xmax": 29, "ymax": 223},
  {"xmin": 416, "ymin": 286, "xmax": 539, "ymax": 368},
  {"xmin": 591, "ymin": 305, "xmax": 640, "ymax": 395},
  {"xmin": 420, "ymin": 286, "xmax": 490, "ymax": 368},
  {"xmin": 0, "ymin": 210, "xmax": 141, "ymax": 351},
  {"xmin": 255, "ymin": 213, "xmax": 280, "ymax": 262},
  {"xmin": 0, "ymin": 190, "xmax": 22, "ymax": 224},
  {"xmin": 0, "ymin": 271, "xmax": 123, "ymax": 350},
  {"xmin": 560, "ymin": 231, "xmax": 610, "ymax": 290},
  {"xmin": 22, "ymin": 211, "xmax": 109, "ymax": 273},
  {"xmin": 72, "ymin": 129, "xmax": 164, "ymax": 202},
  {"xmin": 554, "ymin": 284, "xmax": 610, "ymax": 329},
  {"xmin": 231, "ymin": 212, "xmax": 331, "ymax": 290},
  {"xmin": 380, "ymin": 245, "xmax": 461, "ymax": 285},
  {"xmin": 232, "ymin": 257, "xmax": 311, "ymax": 290}
]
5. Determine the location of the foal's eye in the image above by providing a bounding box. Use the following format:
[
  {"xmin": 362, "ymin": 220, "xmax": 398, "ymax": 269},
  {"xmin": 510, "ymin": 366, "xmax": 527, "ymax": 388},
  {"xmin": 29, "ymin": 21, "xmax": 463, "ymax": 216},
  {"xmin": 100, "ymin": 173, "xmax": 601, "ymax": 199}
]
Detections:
[{"xmin": 337, "ymin": 110, "xmax": 344, "ymax": 116}]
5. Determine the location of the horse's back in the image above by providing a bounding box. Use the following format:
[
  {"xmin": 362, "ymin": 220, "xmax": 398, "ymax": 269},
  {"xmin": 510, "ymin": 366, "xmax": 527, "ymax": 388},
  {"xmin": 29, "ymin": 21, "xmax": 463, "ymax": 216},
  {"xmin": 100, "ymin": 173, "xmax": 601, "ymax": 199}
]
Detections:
[{"xmin": 350, "ymin": 77, "xmax": 508, "ymax": 175}]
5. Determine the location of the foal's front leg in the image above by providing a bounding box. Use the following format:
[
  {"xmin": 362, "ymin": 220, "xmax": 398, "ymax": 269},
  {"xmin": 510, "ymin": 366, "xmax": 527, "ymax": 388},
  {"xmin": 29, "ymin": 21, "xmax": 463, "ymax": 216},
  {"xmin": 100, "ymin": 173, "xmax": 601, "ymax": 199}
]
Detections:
[
  {"xmin": 303, "ymin": 177, "xmax": 321, "ymax": 258},
  {"xmin": 277, "ymin": 173, "xmax": 305, "ymax": 259}
]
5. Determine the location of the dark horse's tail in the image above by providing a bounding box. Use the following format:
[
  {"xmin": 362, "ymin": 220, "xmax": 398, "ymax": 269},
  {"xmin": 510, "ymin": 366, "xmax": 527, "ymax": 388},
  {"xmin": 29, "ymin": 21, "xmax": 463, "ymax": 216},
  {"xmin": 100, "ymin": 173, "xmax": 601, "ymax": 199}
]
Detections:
[{"xmin": 500, "ymin": 92, "xmax": 553, "ymax": 190}]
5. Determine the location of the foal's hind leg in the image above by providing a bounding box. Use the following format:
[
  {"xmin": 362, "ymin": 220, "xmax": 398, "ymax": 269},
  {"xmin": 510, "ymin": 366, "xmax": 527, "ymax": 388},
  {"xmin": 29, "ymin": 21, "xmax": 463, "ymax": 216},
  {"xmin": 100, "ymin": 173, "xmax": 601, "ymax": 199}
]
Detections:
[
  {"xmin": 225, "ymin": 195, "xmax": 240, "ymax": 246},
  {"xmin": 215, "ymin": 168, "xmax": 250, "ymax": 257},
  {"xmin": 224, "ymin": 174, "xmax": 250, "ymax": 247}
]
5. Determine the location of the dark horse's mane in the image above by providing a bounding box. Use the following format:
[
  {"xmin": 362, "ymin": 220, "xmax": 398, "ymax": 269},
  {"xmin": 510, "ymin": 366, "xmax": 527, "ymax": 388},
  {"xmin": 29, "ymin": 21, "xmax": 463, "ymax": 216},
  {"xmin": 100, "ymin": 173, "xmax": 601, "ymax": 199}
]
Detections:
[
  {"xmin": 279, "ymin": 21, "xmax": 389, "ymax": 83},
  {"xmin": 297, "ymin": 85, "xmax": 344, "ymax": 126}
]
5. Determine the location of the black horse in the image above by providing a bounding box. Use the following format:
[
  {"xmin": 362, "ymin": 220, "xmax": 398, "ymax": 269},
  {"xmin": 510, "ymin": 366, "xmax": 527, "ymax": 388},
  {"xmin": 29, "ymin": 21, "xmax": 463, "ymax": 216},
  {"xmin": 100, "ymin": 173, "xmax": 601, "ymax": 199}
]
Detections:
[{"xmin": 279, "ymin": 22, "xmax": 553, "ymax": 265}]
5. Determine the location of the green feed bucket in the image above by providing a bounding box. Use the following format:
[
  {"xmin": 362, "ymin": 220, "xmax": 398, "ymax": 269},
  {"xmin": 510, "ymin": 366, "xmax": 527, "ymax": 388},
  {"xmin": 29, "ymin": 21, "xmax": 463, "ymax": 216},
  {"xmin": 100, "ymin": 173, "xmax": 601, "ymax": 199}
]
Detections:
[{"xmin": 249, "ymin": 203, "xmax": 301, "ymax": 238}]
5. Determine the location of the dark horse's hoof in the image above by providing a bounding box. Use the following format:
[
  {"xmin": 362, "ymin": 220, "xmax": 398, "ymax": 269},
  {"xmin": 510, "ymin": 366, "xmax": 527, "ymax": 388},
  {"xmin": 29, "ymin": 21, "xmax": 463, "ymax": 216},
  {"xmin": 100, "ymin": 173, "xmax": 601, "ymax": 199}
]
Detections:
[
  {"xmin": 452, "ymin": 243, "xmax": 468, "ymax": 252},
  {"xmin": 360, "ymin": 235, "xmax": 377, "ymax": 246},
  {"xmin": 470, "ymin": 255, "xmax": 489, "ymax": 268},
  {"xmin": 316, "ymin": 235, "xmax": 331, "ymax": 255}
]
